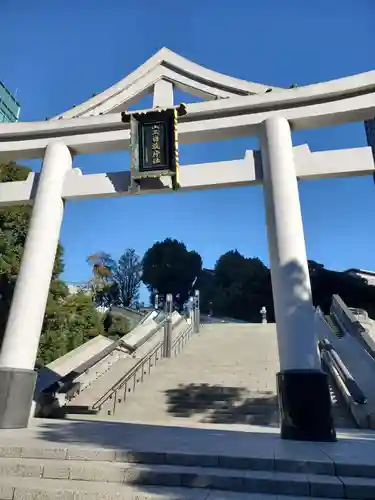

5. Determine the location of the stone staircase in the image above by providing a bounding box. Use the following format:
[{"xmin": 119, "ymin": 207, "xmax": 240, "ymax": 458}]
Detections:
[
  {"xmin": 0, "ymin": 421, "xmax": 374, "ymax": 499},
  {"xmin": 0, "ymin": 323, "xmax": 370, "ymax": 499},
  {"xmin": 93, "ymin": 322, "xmax": 355, "ymax": 429},
  {"xmin": 96, "ymin": 322, "xmax": 280, "ymax": 425}
]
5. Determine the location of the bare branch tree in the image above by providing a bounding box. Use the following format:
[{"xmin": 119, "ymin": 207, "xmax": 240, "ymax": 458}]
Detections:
[{"xmin": 87, "ymin": 249, "xmax": 141, "ymax": 308}]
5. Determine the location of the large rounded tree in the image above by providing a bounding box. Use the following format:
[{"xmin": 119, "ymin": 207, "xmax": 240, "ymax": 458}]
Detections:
[
  {"xmin": 212, "ymin": 250, "xmax": 274, "ymax": 322},
  {"xmin": 142, "ymin": 238, "xmax": 202, "ymax": 310}
]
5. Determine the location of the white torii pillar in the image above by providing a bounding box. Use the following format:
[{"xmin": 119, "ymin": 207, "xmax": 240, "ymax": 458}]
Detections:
[
  {"xmin": 0, "ymin": 142, "xmax": 72, "ymax": 428},
  {"xmin": 260, "ymin": 116, "xmax": 336, "ymax": 442}
]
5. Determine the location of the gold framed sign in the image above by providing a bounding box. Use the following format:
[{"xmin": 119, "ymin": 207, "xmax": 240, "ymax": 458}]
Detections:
[{"xmin": 122, "ymin": 104, "xmax": 186, "ymax": 192}]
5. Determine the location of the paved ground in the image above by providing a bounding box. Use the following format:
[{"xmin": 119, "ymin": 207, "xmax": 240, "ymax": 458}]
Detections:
[{"xmin": 1, "ymin": 417, "xmax": 374, "ymax": 467}]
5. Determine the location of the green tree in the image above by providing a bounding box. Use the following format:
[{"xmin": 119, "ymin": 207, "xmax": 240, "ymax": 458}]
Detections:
[
  {"xmin": 197, "ymin": 269, "xmax": 216, "ymax": 314},
  {"xmin": 210, "ymin": 250, "xmax": 274, "ymax": 322},
  {"xmin": 142, "ymin": 238, "xmax": 202, "ymax": 310},
  {"xmin": 38, "ymin": 291, "xmax": 105, "ymax": 366}
]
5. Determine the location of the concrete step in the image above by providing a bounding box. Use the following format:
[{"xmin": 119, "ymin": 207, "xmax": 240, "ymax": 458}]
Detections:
[
  {"xmin": 0, "ymin": 476, "xmax": 210, "ymax": 500},
  {"xmin": 0, "ymin": 476, "xmax": 337, "ymax": 500},
  {"xmin": 0, "ymin": 441, "xmax": 371, "ymax": 475},
  {"xmin": 0, "ymin": 456, "xmax": 375, "ymax": 498},
  {"xmin": 1, "ymin": 443, "xmax": 375, "ymax": 499}
]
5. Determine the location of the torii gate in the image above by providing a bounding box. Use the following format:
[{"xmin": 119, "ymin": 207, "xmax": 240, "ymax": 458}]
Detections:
[{"xmin": 0, "ymin": 47, "xmax": 374, "ymax": 441}]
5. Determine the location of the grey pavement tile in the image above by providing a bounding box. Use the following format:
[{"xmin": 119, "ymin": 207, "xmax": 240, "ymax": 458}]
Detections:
[
  {"xmin": 335, "ymin": 460, "xmax": 375, "ymax": 478},
  {"xmin": 307, "ymin": 473, "xmax": 344, "ymax": 498},
  {"xmin": 116, "ymin": 451, "xmax": 166, "ymax": 465},
  {"xmin": 318, "ymin": 440, "xmax": 375, "ymax": 460},
  {"xmin": 207, "ymin": 492, "xmax": 277, "ymax": 500},
  {"xmin": 254, "ymin": 471, "xmax": 308, "ymax": 496},
  {"xmin": 0, "ymin": 459, "xmax": 43, "ymax": 478},
  {"xmin": 67, "ymin": 448, "xmax": 116, "ymax": 462},
  {"xmin": 209, "ymin": 474, "xmax": 244, "ymax": 493},
  {"xmin": 21, "ymin": 447, "xmax": 68, "ymax": 460},
  {"xmin": 119, "ymin": 485, "xmax": 211, "ymax": 500},
  {"xmin": 233, "ymin": 470, "xmax": 308, "ymax": 496},
  {"xmin": 339, "ymin": 475, "xmax": 375, "ymax": 499},
  {"xmin": 125, "ymin": 466, "xmax": 182, "ymax": 488},
  {"xmin": 3, "ymin": 476, "xmax": 211, "ymax": 500},
  {"xmin": 14, "ymin": 487, "xmax": 74, "ymax": 500},
  {"xmin": 0, "ymin": 446, "xmax": 22, "ymax": 458},
  {"xmin": 0, "ymin": 484, "xmax": 15, "ymax": 500},
  {"xmin": 166, "ymin": 453, "xmax": 219, "ymax": 468},
  {"xmin": 274, "ymin": 454, "xmax": 334, "ymax": 475},
  {"xmin": 69, "ymin": 463, "xmax": 128, "ymax": 483},
  {"xmin": 42, "ymin": 462, "xmax": 70, "ymax": 480},
  {"xmin": 218, "ymin": 455, "xmax": 273, "ymax": 472},
  {"xmin": 320, "ymin": 444, "xmax": 375, "ymax": 477},
  {"xmin": 276, "ymin": 497, "xmax": 333, "ymax": 500},
  {"xmin": 180, "ymin": 468, "xmax": 245, "ymax": 492}
]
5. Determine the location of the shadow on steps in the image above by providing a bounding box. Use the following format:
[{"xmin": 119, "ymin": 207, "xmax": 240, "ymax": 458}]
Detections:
[{"xmin": 165, "ymin": 383, "xmax": 279, "ymax": 426}]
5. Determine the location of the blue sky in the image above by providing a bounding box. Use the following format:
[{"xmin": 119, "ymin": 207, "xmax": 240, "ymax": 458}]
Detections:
[{"xmin": 1, "ymin": 0, "xmax": 375, "ymax": 302}]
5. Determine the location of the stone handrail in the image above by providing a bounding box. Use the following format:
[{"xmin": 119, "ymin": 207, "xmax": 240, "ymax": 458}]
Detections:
[
  {"xmin": 36, "ymin": 313, "xmax": 166, "ymax": 413},
  {"xmin": 330, "ymin": 295, "xmax": 365, "ymax": 336},
  {"xmin": 331, "ymin": 295, "xmax": 375, "ymax": 361},
  {"xmin": 316, "ymin": 306, "xmax": 371, "ymax": 428},
  {"xmin": 318, "ymin": 339, "xmax": 366, "ymax": 405}
]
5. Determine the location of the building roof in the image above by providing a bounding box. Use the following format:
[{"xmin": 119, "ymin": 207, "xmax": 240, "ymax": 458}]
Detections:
[{"xmin": 345, "ymin": 268, "xmax": 375, "ymax": 277}]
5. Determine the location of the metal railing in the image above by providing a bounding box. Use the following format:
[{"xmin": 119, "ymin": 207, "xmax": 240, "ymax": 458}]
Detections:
[
  {"xmin": 92, "ymin": 323, "xmax": 166, "ymax": 414},
  {"xmin": 92, "ymin": 321, "xmax": 194, "ymax": 415},
  {"xmin": 172, "ymin": 320, "xmax": 194, "ymax": 356},
  {"xmin": 92, "ymin": 291, "xmax": 201, "ymax": 416}
]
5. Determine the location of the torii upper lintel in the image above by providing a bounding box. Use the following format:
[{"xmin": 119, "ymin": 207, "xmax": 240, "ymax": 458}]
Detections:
[{"xmin": 52, "ymin": 47, "xmax": 282, "ymax": 120}]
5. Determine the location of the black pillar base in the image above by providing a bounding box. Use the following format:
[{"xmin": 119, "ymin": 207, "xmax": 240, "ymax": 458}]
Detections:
[
  {"xmin": 277, "ymin": 370, "xmax": 336, "ymax": 442},
  {"xmin": 0, "ymin": 367, "xmax": 36, "ymax": 429}
]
